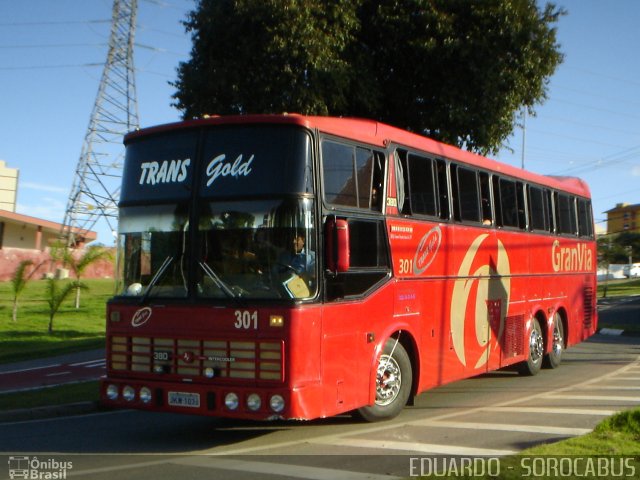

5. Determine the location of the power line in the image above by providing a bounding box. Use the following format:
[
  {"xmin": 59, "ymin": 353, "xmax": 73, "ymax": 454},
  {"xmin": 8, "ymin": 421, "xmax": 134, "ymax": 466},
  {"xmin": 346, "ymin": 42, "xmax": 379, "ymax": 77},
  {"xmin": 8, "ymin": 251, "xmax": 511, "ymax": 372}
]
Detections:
[
  {"xmin": 0, "ymin": 63, "xmax": 104, "ymax": 70},
  {"xmin": 0, "ymin": 20, "xmax": 110, "ymax": 26}
]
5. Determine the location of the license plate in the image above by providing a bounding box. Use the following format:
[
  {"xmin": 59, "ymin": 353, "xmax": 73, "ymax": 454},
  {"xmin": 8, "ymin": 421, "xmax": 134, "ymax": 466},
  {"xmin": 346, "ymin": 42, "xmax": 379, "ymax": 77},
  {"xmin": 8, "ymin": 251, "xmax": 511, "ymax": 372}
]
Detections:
[{"xmin": 168, "ymin": 391, "xmax": 200, "ymax": 408}]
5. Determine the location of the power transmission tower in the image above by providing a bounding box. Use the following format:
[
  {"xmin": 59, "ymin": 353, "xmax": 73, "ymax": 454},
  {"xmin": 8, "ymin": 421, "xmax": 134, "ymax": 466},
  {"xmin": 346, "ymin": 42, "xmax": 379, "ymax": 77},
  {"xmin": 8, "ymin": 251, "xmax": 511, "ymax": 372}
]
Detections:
[{"xmin": 61, "ymin": 0, "xmax": 139, "ymax": 246}]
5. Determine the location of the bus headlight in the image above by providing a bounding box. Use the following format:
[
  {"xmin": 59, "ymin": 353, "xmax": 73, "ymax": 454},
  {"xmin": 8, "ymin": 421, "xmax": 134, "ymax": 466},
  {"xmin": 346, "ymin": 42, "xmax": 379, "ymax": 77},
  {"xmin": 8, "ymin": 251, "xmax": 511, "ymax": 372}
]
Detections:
[
  {"xmin": 106, "ymin": 384, "xmax": 119, "ymax": 400},
  {"xmin": 225, "ymin": 392, "xmax": 239, "ymax": 410},
  {"xmin": 270, "ymin": 394, "xmax": 285, "ymax": 413},
  {"xmin": 139, "ymin": 387, "xmax": 152, "ymax": 404},
  {"xmin": 247, "ymin": 394, "xmax": 261, "ymax": 411},
  {"xmin": 123, "ymin": 385, "xmax": 136, "ymax": 402}
]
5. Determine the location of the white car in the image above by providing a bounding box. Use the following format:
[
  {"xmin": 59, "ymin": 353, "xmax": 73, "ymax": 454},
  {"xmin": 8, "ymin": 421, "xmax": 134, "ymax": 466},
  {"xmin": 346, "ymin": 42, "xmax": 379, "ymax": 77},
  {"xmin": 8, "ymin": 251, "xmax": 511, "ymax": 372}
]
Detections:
[{"xmin": 623, "ymin": 263, "xmax": 640, "ymax": 278}]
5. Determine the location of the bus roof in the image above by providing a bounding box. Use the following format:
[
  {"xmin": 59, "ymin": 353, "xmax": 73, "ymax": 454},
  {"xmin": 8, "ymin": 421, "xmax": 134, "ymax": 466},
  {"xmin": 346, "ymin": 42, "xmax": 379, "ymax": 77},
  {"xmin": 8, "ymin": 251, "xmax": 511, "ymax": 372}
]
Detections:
[{"xmin": 125, "ymin": 114, "xmax": 591, "ymax": 199}]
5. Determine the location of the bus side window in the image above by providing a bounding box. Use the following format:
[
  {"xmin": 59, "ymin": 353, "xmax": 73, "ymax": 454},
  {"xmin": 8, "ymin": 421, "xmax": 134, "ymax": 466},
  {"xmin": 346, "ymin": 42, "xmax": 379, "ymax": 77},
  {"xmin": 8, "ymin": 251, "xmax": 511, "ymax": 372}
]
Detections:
[
  {"xmin": 395, "ymin": 150, "xmax": 411, "ymax": 215},
  {"xmin": 407, "ymin": 153, "xmax": 437, "ymax": 216},
  {"xmin": 557, "ymin": 193, "xmax": 577, "ymax": 236},
  {"xmin": 516, "ymin": 181, "xmax": 526, "ymax": 229},
  {"xmin": 326, "ymin": 218, "xmax": 390, "ymax": 301},
  {"xmin": 479, "ymin": 172, "xmax": 492, "ymax": 225},
  {"xmin": 498, "ymin": 178, "xmax": 519, "ymax": 228},
  {"xmin": 577, "ymin": 198, "xmax": 593, "ymax": 238},
  {"xmin": 371, "ymin": 152, "xmax": 385, "ymax": 211},
  {"xmin": 545, "ymin": 189, "xmax": 555, "ymax": 233},
  {"xmin": 322, "ymin": 139, "xmax": 385, "ymax": 211},
  {"xmin": 528, "ymin": 185, "xmax": 546, "ymax": 231},
  {"xmin": 492, "ymin": 176, "xmax": 503, "ymax": 227},
  {"xmin": 460, "ymin": 167, "xmax": 481, "ymax": 223},
  {"xmin": 436, "ymin": 160, "xmax": 449, "ymax": 220}
]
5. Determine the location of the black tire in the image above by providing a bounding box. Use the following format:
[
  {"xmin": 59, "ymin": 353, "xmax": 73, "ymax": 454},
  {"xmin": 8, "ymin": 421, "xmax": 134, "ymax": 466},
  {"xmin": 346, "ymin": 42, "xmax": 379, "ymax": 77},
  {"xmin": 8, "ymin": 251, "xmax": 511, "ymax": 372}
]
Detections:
[
  {"xmin": 518, "ymin": 318, "xmax": 544, "ymax": 376},
  {"xmin": 543, "ymin": 313, "xmax": 564, "ymax": 369},
  {"xmin": 355, "ymin": 338, "xmax": 412, "ymax": 422}
]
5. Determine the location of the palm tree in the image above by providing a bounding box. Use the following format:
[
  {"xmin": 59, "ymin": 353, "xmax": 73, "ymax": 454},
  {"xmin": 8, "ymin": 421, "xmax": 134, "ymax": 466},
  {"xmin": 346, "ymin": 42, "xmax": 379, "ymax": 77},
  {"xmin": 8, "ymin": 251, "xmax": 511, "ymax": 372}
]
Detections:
[
  {"xmin": 63, "ymin": 245, "xmax": 113, "ymax": 308},
  {"xmin": 45, "ymin": 278, "xmax": 87, "ymax": 333},
  {"xmin": 10, "ymin": 260, "xmax": 42, "ymax": 322}
]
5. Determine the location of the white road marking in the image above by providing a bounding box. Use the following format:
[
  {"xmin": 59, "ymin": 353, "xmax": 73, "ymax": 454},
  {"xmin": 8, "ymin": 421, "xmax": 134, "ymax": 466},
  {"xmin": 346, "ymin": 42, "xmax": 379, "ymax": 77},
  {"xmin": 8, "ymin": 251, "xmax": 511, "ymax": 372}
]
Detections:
[
  {"xmin": 409, "ymin": 420, "xmax": 591, "ymax": 436},
  {"xmin": 70, "ymin": 359, "xmax": 105, "ymax": 367},
  {"xmin": 312, "ymin": 437, "xmax": 517, "ymax": 457},
  {"xmin": 0, "ymin": 364, "xmax": 62, "ymax": 375},
  {"xmin": 546, "ymin": 394, "xmax": 640, "ymax": 402},
  {"xmin": 45, "ymin": 371, "xmax": 72, "ymax": 377},
  {"xmin": 579, "ymin": 385, "xmax": 640, "ymax": 391},
  {"xmin": 479, "ymin": 406, "xmax": 617, "ymax": 416}
]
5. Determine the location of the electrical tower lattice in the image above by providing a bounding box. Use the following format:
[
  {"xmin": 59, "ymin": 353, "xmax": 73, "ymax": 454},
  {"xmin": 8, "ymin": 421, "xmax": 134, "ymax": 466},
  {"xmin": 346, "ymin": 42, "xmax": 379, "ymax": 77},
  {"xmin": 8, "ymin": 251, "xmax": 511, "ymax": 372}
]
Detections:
[{"xmin": 61, "ymin": 0, "xmax": 139, "ymax": 246}]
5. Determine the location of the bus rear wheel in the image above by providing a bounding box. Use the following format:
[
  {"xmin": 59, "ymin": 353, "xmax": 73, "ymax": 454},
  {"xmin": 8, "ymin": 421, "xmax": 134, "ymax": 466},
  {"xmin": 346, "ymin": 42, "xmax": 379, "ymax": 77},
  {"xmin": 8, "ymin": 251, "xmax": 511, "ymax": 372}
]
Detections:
[
  {"xmin": 518, "ymin": 318, "xmax": 544, "ymax": 376},
  {"xmin": 355, "ymin": 338, "xmax": 412, "ymax": 422},
  {"xmin": 543, "ymin": 313, "xmax": 564, "ymax": 369}
]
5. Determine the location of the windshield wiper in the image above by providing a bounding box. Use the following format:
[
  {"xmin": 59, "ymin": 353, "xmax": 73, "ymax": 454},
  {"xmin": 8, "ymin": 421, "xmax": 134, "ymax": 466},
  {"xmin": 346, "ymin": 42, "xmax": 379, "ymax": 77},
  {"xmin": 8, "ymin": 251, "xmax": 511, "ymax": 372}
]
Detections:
[
  {"xmin": 199, "ymin": 261, "xmax": 237, "ymax": 298},
  {"xmin": 140, "ymin": 256, "xmax": 173, "ymax": 303}
]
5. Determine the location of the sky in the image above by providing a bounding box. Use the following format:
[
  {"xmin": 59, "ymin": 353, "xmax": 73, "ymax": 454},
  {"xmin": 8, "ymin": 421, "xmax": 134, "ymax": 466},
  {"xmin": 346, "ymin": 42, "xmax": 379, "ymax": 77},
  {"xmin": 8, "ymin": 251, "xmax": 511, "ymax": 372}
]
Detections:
[{"xmin": 1, "ymin": 0, "xmax": 639, "ymax": 245}]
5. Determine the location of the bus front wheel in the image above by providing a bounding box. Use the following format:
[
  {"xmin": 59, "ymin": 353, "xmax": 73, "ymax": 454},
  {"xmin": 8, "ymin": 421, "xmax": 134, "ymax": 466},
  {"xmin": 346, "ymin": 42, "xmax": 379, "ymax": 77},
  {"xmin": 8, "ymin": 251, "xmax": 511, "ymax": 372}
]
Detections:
[
  {"xmin": 518, "ymin": 318, "xmax": 544, "ymax": 376},
  {"xmin": 355, "ymin": 338, "xmax": 412, "ymax": 422}
]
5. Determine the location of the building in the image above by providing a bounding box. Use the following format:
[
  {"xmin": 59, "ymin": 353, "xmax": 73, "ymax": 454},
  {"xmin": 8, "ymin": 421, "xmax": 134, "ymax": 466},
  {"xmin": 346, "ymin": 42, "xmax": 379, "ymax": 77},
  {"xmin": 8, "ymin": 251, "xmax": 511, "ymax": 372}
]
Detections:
[
  {"xmin": 0, "ymin": 209, "xmax": 113, "ymax": 281},
  {"xmin": 0, "ymin": 160, "xmax": 19, "ymax": 212},
  {"xmin": 605, "ymin": 203, "xmax": 640, "ymax": 235}
]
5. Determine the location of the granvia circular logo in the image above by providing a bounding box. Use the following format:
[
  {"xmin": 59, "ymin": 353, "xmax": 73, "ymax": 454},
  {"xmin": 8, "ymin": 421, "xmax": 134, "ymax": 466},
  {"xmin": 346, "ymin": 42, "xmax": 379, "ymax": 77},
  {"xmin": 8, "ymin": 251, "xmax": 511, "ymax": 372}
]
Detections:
[
  {"xmin": 413, "ymin": 226, "xmax": 442, "ymax": 275},
  {"xmin": 131, "ymin": 307, "xmax": 152, "ymax": 327},
  {"xmin": 450, "ymin": 234, "xmax": 511, "ymax": 369}
]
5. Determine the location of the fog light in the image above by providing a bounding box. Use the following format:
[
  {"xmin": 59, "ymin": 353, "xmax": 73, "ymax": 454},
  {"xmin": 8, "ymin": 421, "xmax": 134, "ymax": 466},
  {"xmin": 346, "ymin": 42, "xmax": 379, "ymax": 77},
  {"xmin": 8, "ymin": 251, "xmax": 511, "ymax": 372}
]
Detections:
[
  {"xmin": 140, "ymin": 387, "xmax": 152, "ymax": 404},
  {"xmin": 204, "ymin": 367, "xmax": 215, "ymax": 378},
  {"xmin": 247, "ymin": 393, "xmax": 261, "ymax": 411},
  {"xmin": 225, "ymin": 392, "xmax": 239, "ymax": 410},
  {"xmin": 270, "ymin": 394, "xmax": 285, "ymax": 413},
  {"xmin": 123, "ymin": 385, "xmax": 136, "ymax": 402},
  {"xmin": 106, "ymin": 384, "xmax": 119, "ymax": 400}
]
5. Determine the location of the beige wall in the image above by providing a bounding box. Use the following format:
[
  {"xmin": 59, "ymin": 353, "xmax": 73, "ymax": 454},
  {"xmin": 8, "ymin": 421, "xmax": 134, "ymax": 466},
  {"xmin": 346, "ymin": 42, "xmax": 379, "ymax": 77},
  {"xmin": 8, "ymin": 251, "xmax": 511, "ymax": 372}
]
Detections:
[{"xmin": 0, "ymin": 160, "xmax": 19, "ymax": 212}]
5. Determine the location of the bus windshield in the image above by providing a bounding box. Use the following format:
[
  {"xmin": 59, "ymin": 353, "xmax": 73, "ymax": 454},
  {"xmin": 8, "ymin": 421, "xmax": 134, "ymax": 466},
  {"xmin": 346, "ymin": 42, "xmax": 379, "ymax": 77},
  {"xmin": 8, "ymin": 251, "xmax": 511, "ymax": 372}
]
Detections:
[
  {"xmin": 117, "ymin": 198, "xmax": 317, "ymax": 300},
  {"xmin": 117, "ymin": 204, "xmax": 190, "ymax": 299},
  {"xmin": 197, "ymin": 198, "xmax": 316, "ymax": 300}
]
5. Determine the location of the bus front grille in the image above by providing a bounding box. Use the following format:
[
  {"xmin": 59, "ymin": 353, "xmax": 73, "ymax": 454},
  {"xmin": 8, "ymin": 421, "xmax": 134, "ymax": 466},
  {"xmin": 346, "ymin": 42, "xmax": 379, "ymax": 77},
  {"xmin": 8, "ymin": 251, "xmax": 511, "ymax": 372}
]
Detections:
[{"xmin": 109, "ymin": 335, "xmax": 283, "ymax": 382}]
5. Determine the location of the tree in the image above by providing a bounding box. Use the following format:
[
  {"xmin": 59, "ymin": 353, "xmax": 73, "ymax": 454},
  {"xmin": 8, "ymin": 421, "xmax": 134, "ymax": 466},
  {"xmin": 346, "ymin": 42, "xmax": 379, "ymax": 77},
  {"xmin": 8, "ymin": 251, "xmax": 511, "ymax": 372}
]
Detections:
[
  {"xmin": 172, "ymin": 0, "xmax": 564, "ymax": 154},
  {"xmin": 10, "ymin": 260, "xmax": 41, "ymax": 322},
  {"xmin": 63, "ymin": 246, "xmax": 113, "ymax": 309},
  {"xmin": 173, "ymin": 0, "xmax": 361, "ymax": 117},
  {"xmin": 45, "ymin": 278, "xmax": 87, "ymax": 334}
]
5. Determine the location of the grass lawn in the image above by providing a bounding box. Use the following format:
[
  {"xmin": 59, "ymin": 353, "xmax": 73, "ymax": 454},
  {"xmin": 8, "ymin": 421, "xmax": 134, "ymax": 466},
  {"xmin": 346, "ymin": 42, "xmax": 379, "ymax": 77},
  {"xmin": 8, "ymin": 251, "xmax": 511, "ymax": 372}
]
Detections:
[
  {"xmin": 0, "ymin": 278, "xmax": 114, "ymax": 363},
  {"xmin": 416, "ymin": 407, "xmax": 640, "ymax": 479},
  {"xmin": 598, "ymin": 277, "xmax": 640, "ymax": 298}
]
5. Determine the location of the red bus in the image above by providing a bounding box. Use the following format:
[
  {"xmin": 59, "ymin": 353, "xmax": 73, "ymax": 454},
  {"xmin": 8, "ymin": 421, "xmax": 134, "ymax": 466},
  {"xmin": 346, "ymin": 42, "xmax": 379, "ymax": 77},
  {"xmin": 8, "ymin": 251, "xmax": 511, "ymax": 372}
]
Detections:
[{"xmin": 101, "ymin": 114, "xmax": 597, "ymax": 421}]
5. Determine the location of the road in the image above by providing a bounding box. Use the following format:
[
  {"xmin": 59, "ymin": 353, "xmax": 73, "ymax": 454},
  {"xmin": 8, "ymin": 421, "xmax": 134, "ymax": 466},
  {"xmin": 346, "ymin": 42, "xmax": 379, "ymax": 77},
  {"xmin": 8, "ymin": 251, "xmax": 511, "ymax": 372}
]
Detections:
[
  {"xmin": 0, "ymin": 349, "xmax": 105, "ymax": 394},
  {"xmin": 0, "ymin": 298, "xmax": 639, "ymax": 479}
]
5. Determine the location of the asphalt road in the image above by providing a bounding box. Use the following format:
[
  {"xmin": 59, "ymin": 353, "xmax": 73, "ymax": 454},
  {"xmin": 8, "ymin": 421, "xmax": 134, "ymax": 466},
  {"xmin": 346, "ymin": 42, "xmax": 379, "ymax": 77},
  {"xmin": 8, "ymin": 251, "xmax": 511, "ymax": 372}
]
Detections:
[{"xmin": 1, "ymin": 298, "xmax": 639, "ymax": 479}]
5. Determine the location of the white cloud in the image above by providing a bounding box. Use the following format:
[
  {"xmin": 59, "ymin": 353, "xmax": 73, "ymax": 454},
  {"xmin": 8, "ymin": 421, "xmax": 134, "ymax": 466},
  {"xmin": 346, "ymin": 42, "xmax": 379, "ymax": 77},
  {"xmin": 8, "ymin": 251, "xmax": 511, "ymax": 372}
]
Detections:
[
  {"xmin": 632, "ymin": 166, "xmax": 640, "ymax": 177},
  {"xmin": 21, "ymin": 182, "xmax": 68, "ymax": 194}
]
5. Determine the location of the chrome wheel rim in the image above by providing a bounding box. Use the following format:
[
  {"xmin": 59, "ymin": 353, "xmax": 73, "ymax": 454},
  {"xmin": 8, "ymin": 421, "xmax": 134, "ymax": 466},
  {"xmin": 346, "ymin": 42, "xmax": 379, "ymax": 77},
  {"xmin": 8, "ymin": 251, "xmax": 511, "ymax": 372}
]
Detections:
[
  {"xmin": 375, "ymin": 354, "xmax": 402, "ymax": 406},
  {"xmin": 552, "ymin": 321, "xmax": 563, "ymax": 357},
  {"xmin": 530, "ymin": 326, "xmax": 544, "ymax": 364}
]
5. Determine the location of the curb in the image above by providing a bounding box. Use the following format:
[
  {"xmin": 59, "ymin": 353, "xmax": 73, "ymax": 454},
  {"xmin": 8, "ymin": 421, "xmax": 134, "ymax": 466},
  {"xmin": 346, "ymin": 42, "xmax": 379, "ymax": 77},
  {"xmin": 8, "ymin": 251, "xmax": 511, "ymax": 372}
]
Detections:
[{"xmin": 0, "ymin": 401, "xmax": 101, "ymax": 423}]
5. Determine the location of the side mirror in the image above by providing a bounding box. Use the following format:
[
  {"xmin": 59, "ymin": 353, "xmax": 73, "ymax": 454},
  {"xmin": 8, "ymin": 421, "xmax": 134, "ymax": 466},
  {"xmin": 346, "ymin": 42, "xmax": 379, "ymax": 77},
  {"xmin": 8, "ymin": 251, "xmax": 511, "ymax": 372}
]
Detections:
[{"xmin": 325, "ymin": 217, "xmax": 350, "ymax": 273}]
